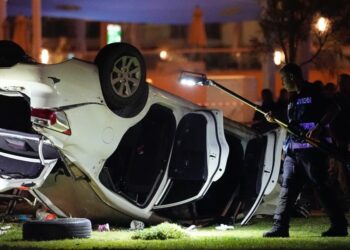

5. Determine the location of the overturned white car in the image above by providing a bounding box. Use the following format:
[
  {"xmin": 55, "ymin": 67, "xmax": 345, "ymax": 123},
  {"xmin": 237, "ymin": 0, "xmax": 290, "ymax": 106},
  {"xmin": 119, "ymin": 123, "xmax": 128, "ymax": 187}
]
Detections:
[{"xmin": 0, "ymin": 41, "xmax": 285, "ymax": 225}]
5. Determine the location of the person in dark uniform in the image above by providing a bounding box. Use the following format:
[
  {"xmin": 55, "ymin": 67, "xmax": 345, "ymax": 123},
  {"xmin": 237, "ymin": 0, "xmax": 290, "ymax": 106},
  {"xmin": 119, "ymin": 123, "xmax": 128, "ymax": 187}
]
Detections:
[
  {"xmin": 330, "ymin": 74, "xmax": 350, "ymax": 200},
  {"xmin": 275, "ymin": 88, "xmax": 289, "ymax": 123},
  {"xmin": 251, "ymin": 88, "xmax": 278, "ymax": 133},
  {"xmin": 332, "ymin": 74, "xmax": 350, "ymax": 159},
  {"xmin": 263, "ymin": 63, "xmax": 348, "ymax": 237}
]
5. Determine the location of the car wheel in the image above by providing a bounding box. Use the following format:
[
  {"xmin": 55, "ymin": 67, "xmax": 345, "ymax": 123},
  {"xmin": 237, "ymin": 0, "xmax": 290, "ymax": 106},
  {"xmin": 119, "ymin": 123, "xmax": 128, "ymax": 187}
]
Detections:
[
  {"xmin": 0, "ymin": 40, "xmax": 25, "ymax": 67},
  {"xmin": 22, "ymin": 218, "xmax": 92, "ymax": 241},
  {"xmin": 95, "ymin": 42, "xmax": 149, "ymax": 118}
]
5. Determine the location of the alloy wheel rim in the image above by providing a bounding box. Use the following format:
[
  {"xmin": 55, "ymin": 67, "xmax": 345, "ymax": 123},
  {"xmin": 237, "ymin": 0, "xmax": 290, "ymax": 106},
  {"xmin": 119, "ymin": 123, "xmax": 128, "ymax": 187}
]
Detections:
[{"xmin": 110, "ymin": 56, "xmax": 141, "ymax": 98}]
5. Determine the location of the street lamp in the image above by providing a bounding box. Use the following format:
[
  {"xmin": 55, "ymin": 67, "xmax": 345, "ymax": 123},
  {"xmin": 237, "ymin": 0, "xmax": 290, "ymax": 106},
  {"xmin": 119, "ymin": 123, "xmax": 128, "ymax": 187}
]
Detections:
[
  {"xmin": 273, "ymin": 50, "xmax": 284, "ymax": 66},
  {"xmin": 159, "ymin": 50, "xmax": 168, "ymax": 60},
  {"xmin": 315, "ymin": 16, "xmax": 330, "ymax": 33}
]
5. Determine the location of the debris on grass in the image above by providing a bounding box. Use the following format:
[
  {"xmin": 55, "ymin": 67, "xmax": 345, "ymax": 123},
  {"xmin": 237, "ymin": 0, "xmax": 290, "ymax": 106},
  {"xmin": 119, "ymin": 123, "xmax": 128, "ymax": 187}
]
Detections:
[
  {"xmin": 0, "ymin": 225, "xmax": 12, "ymax": 235},
  {"xmin": 215, "ymin": 224, "xmax": 234, "ymax": 231},
  {"xmin": 97, "ymin": 223, "xmax": 110, "ymax": 232},
  {"xmin": 186, "ymin": 225, "xmax": 196, "ymax": 231},
  {"xmin": 131, "ymin": 222, "xmax": 189, "ymax": 240},
  {"xmin": 130, "ymin": 220, "xmax": 145, "ymax": 230}
]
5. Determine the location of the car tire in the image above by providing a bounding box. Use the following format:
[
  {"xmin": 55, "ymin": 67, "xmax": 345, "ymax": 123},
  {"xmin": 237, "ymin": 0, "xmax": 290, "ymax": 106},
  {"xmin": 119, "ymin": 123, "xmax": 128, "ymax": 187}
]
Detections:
[
  {"xmin": 22, "ymin": 218, "xmax": 92, "ymax": 241},
  {"xmin": 0, "ymin": 40, "xmax": 25, "ymax": 67},
  {"xmin": 95, "ymin": 42, "xmax": 149, "ymax": 118}
]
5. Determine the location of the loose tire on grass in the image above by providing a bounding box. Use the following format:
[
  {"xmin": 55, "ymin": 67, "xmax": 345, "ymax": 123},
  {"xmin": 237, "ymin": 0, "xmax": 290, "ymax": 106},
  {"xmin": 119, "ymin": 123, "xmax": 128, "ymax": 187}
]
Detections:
[
  {"xmin": 23, "ymin": 218, "xmax": 92, "ymax": 241},
  {"xmin": 95, "ymin": 42, "xmax": 149, "ymax": 118}
]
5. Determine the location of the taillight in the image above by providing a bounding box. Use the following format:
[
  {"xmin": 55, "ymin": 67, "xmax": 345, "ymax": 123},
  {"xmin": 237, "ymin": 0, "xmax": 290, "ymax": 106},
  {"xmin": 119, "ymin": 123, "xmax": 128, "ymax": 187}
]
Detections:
[
  {"xmin": 31, "ymin": 108, "xmax": 71, "ymax": 135},
  {"xmin": 31, "ymin": 109, "xmax": 57, "ymax": 125}
]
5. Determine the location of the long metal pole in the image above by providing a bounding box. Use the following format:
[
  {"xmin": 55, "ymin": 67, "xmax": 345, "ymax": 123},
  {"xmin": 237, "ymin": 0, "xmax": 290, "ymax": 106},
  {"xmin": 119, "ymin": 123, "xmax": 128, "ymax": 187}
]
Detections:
[
  {"xmin": 209, "ymin": 80, "xmax": 289, "ymax": 129},
  {"xmin": 208, "ymin": 79, "xmax": 347, "ymax": 161}
]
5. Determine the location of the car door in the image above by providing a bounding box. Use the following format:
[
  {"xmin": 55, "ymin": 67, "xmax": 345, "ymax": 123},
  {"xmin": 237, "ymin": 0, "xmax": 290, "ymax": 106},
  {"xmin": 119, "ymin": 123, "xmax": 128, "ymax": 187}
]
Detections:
[
  {"xmin": 153, "ymin": 110, "xmax": 229, "ymax": 209},
  {"xmin": 0, "ymin": 129, "xmax": 59, "ymax": 192},
  {"xmin": 240, "ymin": 128, "xmax": 286, "ymax": 225}
]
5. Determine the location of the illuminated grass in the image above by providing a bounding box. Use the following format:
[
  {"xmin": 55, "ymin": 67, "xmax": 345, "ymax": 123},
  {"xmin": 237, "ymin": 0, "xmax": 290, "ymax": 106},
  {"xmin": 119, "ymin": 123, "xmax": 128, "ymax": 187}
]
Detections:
[
  {"xmin": 0, "ymin": 216, "xmax": 350, "ymax": 249},
  {"xmin": 132, "ymin": 222, "xmax": 189, "ymax": 240}
]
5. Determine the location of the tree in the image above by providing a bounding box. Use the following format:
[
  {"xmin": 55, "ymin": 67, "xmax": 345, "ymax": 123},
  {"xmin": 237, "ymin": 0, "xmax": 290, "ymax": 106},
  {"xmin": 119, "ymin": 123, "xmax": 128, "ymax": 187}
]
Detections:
[{"xmin": 252, "ymin": 0, "xmax": 350, "ymax": 71}]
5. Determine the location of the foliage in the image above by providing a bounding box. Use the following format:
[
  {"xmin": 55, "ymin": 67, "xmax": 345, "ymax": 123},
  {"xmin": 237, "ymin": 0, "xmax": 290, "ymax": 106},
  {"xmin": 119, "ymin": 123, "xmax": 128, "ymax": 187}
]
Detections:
[
  {"xmin": 252, "ymin": 0, "xmax": 350, "ymax": 71},
  {"xmin": 131, "ymin": 222, "xmax": 189, "ymax": 240}
]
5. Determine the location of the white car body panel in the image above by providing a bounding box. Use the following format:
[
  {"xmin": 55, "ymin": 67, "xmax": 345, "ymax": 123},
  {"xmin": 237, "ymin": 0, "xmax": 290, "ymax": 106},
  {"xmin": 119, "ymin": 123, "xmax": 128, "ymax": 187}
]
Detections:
[
  {"xmin": 153, "ymin": 110, "xmax": 229, "ymax": 209},
  {"xmin": 241, "ymin": 128, "xmax": 286, "ymax": 225},
  {"xmin": 0, "ymin": 50, "xmax": 285, "ymax": 225},
  {"xmin": 0, "ymin": 59, "xmax": 231, "ymax": 219},
  {"xmin": 0, "ymin": 60, "xmax": 103, "ymax": 108}
]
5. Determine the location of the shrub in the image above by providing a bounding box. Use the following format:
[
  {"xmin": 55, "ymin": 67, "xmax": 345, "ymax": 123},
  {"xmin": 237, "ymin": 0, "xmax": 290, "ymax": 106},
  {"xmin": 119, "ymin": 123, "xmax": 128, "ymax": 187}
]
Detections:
[{"xmin": 131, "ymin": 222, "xmax": 189, "ymax": 240}]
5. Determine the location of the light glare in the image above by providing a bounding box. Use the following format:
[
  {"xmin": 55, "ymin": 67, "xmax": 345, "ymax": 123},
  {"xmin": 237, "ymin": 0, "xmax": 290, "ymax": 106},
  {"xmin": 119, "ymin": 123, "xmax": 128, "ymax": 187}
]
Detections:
[
  {"xmin": 146, "ymin": 78, "xmax": 153, "ymax": 84},
  {"xmin": 273, "ymin": 50, "xmax": 283, "ymax": 65},
  {"xmin": 315, "ymin": 17, "xmax": 329, "ymax": 33},
  {"xmin": 180, "ymin": 78, "xmax": 197, "ymax": 87},
  {"xmin": 159, "ymin": 50, "xmax": 168, "ymax": 60},
  {"xmin": 41, "ymin": 49, "xmax": 49, "ymax": 64},
  {"xmin": 107, "ymin": 24, "xmax": 122, "ymax": 43}
]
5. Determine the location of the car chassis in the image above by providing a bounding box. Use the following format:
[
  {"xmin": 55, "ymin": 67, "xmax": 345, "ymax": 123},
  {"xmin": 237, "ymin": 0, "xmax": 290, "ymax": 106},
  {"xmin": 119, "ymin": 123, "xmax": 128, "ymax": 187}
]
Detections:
[{"xmin": 0, "ymin": 41, "xmax": 285, "ymax": 226}]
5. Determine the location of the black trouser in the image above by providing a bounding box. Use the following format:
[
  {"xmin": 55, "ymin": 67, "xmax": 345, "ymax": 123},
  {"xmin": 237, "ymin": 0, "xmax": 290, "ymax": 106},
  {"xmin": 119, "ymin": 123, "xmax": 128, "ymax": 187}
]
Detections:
[{"xmin": 273, "ymin": 148, "xmax": 347, "ymax": 228}]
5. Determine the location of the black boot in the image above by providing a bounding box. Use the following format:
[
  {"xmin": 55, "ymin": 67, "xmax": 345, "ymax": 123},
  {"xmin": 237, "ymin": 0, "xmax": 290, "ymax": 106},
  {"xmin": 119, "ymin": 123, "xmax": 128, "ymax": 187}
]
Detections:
[
  {"xmin": 322, "ymin": 216, "xmax": 348, "ymax": 237},
  {"xmin": 321, "ymin": 226, "xmax": 348, "ymax": 237},
  {"xmin": 263, "ymin": 221, "xmax": 289, "ymax": 238}
]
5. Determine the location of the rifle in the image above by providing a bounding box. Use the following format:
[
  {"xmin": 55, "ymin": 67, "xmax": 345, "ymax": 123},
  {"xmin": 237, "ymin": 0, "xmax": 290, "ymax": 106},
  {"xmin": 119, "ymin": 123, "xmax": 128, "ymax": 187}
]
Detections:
[{"xmin": 179, "ymin": 71, "xmax": 349, "ymax": 163}]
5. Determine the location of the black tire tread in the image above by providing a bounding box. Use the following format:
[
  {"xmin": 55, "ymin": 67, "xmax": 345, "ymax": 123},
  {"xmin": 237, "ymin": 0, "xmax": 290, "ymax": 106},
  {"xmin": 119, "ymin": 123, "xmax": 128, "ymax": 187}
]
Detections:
[
  {"xmin": 23, "ymin": 218, "xmax": 92, "ymax": 241},
  {"xmin": 95, "ymin": 42, "xmax": 149, "ymax": 118}
]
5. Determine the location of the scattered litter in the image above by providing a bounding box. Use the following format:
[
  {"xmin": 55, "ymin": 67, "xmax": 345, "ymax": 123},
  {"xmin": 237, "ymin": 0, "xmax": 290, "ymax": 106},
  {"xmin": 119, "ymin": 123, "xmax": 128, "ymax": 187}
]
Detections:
[
  {"xmin": 0, "ymin": 225, "xmax": 11, "ymax": 231},
  {"xmin": 186, "ymin": 225, "xmax": 196, "ymax": 231},
  {"xmin": 0, "ymin": 225, "xmax": 11, "ymax": 236},
  {"xmin": 3, "ymin": 215, "xmax": 32, "ymax": 223},
  {"xmin": 98, "ymin": 223, "xmax": 110, "ymax": 232},
  {"xmin": 36, "ymin": 208, "xmax": 57, "ymax": 220},
  {"xmin": 18, "ymin": 214, "xmax": 30, "ymax": 222},
  {"xmin": 215, "ymin": 224, "xmax": 234, "ymax": 231},
  {"xmin": 130, "ymin": 220, "xmax": 145, "ymax": 230}
]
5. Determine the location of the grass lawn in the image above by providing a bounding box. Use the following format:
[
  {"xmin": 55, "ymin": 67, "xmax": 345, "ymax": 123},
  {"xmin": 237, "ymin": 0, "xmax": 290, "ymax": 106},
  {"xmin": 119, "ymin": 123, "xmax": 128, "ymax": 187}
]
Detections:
[{"xmin": 1, "ymin": 216, "xmax": 350, "ymax": 249}]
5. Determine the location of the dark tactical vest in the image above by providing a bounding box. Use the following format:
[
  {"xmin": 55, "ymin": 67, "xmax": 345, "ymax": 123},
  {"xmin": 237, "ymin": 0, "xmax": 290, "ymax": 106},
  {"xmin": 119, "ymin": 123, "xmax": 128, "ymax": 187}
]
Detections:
[{"xmin": 284, "ymin": 82, "xmax": 331, "ymax": 151}]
